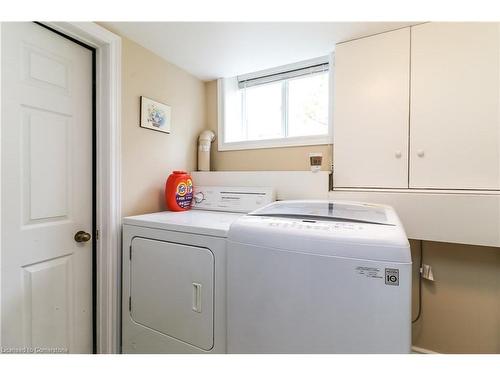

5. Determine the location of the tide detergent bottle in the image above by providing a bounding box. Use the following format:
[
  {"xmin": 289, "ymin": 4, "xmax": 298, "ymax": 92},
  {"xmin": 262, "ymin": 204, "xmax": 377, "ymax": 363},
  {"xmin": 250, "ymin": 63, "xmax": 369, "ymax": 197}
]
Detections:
[{"xmin": 165, "ymin": 171, "xmax": 193, "ymax": 211}]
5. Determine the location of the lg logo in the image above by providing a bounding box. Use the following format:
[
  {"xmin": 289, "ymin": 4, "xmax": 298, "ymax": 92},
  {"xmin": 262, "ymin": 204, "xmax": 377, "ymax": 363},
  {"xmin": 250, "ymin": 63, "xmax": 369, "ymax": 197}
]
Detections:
[{"xmin": 385, "ymin": 268, "xmax": 399, "ymax": 286}]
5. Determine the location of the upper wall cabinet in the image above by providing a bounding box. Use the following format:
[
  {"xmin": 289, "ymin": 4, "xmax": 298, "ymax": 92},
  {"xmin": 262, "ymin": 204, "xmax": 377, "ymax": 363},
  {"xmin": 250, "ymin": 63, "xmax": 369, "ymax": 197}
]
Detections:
[
  {"xmin": 333, "ymin": 28, "xmax": 410, "ymax": 188},
  {"xmin": 334, "ymin": 22, "xmax": 500, "ymax": 191},
  {"xmin": 410, "ymin": 23, "xmax": 500, "ymax": 189}
]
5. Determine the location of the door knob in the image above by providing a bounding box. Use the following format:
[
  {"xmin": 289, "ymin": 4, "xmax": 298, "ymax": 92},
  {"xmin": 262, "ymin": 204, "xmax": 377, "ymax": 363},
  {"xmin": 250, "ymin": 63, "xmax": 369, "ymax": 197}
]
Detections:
[
  {"xmin": 74, "ymin": 231, "xmax": 91, "ymax": 243},
  {"xmin": 417, "ymin": 150, "xmax": 425, "ymax": 157}
]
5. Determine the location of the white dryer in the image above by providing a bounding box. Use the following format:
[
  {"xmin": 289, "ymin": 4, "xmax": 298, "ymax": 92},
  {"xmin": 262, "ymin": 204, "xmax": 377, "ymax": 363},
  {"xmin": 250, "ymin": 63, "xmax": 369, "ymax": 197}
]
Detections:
[
  {"xmin": 121, "ymin": 186, "xmax": 275, "ymax": 353},
  {"xmin": 227, "ymin": 200, "xmax": 412, "ymax": 353}
]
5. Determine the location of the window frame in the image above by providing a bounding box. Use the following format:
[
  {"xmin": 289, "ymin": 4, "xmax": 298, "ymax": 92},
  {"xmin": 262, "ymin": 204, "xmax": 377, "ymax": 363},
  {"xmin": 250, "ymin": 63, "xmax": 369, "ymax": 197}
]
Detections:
[{"xmin": 217, "ymin": 54, "xmax": 334, "ymax": 151}]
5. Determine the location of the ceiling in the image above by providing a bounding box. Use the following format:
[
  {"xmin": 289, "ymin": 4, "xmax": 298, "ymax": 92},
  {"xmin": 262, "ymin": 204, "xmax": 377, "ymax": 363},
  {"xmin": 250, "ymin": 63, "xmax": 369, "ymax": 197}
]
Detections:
[{"xmin": 102, "ymin": 22, "xmax": 416, "ymax": 81}]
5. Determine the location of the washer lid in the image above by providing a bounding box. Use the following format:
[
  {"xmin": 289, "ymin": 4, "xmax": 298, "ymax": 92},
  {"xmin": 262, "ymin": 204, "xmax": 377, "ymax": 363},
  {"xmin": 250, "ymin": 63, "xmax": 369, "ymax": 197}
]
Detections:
[
  {"xmin": 230, "ymin": 200, "xmax": 411, "ymax": 263},
  {"xmin": 250, "ymin": 200, "xmax": 394, "ymax": 225}
]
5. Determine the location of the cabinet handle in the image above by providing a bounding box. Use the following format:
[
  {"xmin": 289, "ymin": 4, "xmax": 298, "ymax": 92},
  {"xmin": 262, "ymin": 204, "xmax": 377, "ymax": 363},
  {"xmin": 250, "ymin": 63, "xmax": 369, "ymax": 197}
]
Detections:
[
  {"xmin": 192, "ymin": 282, "xmax": 202, "ymax": 313},
  {"xmin": 395, "ymin": 151, "xmax": 402, "ymax": 159},
  {"xmin": 417, "ymin": 150, "xmax": 425, "ymax": 157}
]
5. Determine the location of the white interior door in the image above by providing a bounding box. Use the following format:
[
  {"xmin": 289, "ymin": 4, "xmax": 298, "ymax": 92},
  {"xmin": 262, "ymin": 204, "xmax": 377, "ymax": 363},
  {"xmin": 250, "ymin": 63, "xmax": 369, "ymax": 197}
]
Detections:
[
  {"xmin": 410, "ymin": 22, "xmax": 500, "ymax": 189},
  {"xmin": 333, "ymin": 27, "xmax": 410, "ymax": 188},
  {"xmin": 1, "ymin": 22, "xmax": 93, "ymax": 353}
]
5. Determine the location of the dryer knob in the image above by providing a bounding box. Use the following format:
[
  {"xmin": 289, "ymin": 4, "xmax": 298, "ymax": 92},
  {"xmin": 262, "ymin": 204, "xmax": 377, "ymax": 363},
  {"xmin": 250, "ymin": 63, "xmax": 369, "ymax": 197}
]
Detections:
[{"xmin": 194, "ymin": 192, "xmax": 205, "ymax": 203}]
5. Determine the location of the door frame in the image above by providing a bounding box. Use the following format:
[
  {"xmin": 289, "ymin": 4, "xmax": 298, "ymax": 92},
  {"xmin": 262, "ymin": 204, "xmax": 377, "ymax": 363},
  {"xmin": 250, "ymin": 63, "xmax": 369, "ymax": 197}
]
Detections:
[{"xmin": 0, "ymin": 22, "xmax": 122, "ymax": 354}]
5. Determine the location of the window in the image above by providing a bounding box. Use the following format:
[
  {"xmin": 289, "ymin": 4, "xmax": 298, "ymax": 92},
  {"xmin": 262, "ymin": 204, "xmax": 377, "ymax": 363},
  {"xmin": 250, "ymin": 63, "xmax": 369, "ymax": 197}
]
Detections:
[{"xmin": 218, "ymin": 56, "xmax": 332, "ymax": 150}]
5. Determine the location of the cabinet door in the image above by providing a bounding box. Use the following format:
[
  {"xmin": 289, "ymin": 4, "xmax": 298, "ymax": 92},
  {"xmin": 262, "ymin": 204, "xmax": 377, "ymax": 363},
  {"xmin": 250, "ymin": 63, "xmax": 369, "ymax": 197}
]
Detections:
[
  {"xmin": 410, "ymin": 23, "xmax": 500, "ymax": 189},
  {"xmin": 333, "ymin": 28, "xmax": 410, "ymax": 188}
]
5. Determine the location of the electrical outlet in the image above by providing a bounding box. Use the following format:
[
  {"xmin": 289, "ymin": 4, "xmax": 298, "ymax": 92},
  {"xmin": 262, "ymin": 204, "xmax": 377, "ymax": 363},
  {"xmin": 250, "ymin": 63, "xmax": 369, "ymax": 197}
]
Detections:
[
  {"xmin": 309, "ymin": 153, "xmax": 323, "ymax": 172},
  {"xmin": 420, "ymin": 264, "xmax": 434, "ymax": 281}
]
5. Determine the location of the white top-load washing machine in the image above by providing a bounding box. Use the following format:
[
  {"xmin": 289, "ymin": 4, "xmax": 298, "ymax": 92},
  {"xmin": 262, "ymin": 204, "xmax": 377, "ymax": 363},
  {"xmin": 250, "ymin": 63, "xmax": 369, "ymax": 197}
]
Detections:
[
  {"xmin": 121, "ymin": 186, "xmax": 275, "ymax": 353},
  {"xmin": 227, "ymin": 200, "xmax": 412, "ymax": 354}
]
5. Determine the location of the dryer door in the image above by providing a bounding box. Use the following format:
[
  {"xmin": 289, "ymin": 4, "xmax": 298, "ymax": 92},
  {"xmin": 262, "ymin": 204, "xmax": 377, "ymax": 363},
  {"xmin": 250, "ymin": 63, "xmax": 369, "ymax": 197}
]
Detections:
[{"xmin": 130, "ymin": 237, "xmax": 214, "ymax": 350}]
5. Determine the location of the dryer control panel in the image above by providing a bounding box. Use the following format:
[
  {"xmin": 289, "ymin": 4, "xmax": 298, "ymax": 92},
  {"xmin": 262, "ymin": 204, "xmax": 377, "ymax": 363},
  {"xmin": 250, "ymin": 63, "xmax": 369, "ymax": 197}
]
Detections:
[{"xmin": 192, "ymin": 186, "xmax": 275, "ymax": 213}]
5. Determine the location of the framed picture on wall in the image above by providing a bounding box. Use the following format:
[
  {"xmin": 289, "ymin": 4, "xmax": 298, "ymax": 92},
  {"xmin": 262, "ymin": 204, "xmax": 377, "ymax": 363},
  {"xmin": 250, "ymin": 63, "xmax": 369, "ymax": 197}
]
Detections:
[{"xmin": 140, "ymin": 96, "xmax": 172, "ymax": 134}]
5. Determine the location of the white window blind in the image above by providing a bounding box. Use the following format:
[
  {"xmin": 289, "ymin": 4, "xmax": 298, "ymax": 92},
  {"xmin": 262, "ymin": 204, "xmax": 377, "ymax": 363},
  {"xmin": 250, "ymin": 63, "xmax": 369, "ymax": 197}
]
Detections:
[{"xmin": 237, "ymin": 61, "xmax": 329, "ymax": 89}]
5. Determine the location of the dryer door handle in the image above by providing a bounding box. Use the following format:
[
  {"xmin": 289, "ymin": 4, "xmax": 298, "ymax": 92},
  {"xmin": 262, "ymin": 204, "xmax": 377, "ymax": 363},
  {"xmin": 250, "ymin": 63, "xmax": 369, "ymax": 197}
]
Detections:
[{"xmin": 192, "ymin": 282, "xmax": 202, "ymax": 313}]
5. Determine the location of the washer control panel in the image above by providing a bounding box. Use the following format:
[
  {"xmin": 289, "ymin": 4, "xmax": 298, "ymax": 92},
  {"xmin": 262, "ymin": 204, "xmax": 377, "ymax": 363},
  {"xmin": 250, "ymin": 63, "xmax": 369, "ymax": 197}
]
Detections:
[{"xmin": 259, "ymin": 217, "xmax": 365, "ymax": 233}]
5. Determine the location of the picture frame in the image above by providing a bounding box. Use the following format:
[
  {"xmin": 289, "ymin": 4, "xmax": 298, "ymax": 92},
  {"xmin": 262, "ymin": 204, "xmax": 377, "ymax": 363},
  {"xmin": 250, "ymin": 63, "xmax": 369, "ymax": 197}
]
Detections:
[{"xmin": 139, "ymin": 96, "xmax": 171, "ymax": 134}]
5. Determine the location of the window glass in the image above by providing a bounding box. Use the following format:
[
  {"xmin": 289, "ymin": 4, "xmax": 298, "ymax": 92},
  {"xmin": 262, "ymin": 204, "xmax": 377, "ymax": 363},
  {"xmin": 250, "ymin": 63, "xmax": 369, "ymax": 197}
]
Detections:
[
  {"xmin": 244, "ymin": 81, "xmax": 283, "ymax": 141},
  {"xmin": 224, "ymin": 90, "xmax": 244, "ymax": 143},
  {"xmin": 287, "ymin": 72, "xmax": 329, "ymax": 137}
]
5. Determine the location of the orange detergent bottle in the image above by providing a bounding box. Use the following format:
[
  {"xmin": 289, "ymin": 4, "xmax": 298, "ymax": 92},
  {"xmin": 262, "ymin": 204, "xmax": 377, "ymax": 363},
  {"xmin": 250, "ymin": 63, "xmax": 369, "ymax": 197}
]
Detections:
[{"xmin": 165, "ymin": 171, "xmax": 193, "ymax": 211}]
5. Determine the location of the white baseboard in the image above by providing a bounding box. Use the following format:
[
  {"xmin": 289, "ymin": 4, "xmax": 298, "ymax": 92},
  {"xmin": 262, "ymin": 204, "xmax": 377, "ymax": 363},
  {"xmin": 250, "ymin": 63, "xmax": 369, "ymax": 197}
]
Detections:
[{"xmin": 412, "ymin": 345, "xmax": 439, "ymax": 354}]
